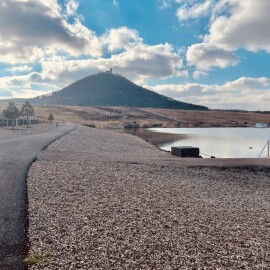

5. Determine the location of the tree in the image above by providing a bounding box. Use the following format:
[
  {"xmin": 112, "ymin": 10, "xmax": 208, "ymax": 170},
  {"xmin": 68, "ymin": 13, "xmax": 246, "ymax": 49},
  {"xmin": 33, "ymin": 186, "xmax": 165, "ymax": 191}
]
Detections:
[
  {"xmin": 20, "ymin": 101, "xmax": 35, "ymax": 128},
  {"xmin": 48, "ymin": 113, "xmax": 54, "ymax": 123},
  {"xmin": 3, "ymin": 102, "xmax": 19, "ymax": 129}
]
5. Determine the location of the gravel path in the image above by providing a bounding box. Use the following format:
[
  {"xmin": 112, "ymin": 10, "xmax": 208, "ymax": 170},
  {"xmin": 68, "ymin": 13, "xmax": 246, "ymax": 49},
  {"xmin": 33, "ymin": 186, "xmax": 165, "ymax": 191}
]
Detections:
[
  {"xmin": 27, "ymin": 126, "xmax": 270, "ymax": 269},
  {"xmin": 0, "ymin": 124, "xmax": 54, "ymax": 141}
]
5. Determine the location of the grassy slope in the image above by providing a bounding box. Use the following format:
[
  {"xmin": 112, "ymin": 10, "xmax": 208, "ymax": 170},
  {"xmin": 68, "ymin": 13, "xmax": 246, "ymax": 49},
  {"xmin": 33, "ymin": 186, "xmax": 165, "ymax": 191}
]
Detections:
[{"xmin": 1, "ymin": 102, "xmax": 270, "ymax": 127}]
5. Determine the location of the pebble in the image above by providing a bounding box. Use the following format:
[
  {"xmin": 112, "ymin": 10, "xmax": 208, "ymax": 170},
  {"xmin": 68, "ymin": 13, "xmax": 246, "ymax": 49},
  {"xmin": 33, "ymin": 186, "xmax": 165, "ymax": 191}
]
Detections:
[{"xmin": 27, "ymin": 125, "xmax": 270, "ymax": 269}]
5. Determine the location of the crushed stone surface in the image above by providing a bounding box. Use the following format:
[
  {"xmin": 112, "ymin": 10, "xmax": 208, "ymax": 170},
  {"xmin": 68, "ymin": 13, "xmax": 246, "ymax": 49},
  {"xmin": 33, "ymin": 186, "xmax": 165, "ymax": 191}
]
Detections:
[
  {"xmin": 27, "ymin": 125, "xmax": 270, "ymax": 269},
  {"xmin": 0, "ymin": 124, "xmax": 54, "ymax": 141}
]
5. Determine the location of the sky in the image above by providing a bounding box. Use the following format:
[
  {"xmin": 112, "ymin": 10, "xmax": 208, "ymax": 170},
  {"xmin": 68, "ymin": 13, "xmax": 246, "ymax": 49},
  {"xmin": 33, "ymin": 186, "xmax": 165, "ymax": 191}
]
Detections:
[{"xmin": 0, "ymin": 0, "xmax": 270, "ymax": 110}]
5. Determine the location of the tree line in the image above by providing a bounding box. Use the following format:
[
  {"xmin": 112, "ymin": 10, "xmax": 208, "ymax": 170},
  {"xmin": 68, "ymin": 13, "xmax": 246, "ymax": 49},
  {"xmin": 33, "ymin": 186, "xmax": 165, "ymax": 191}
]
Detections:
[{"xmin": 1, "ymin": 101, "xmax": 54, "ymax": 128}]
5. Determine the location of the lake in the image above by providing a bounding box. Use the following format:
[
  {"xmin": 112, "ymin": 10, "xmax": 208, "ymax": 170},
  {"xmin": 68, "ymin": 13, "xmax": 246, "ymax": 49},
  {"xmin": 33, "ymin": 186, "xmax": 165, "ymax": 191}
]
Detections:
[{"xmin": 125, "ymin": 128, "xmax": 270, "ymax": 158}]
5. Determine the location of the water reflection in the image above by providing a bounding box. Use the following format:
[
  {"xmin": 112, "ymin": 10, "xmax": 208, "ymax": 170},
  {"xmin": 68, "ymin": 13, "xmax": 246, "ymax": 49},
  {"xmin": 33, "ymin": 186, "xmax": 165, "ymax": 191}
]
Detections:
[
  {"xmin": 124, "ymin": 128, "xmax": 270, "ymax": 158},
  {"xmin": 123, "ymin": 128, "xmax": 182, "ymax": 146}
]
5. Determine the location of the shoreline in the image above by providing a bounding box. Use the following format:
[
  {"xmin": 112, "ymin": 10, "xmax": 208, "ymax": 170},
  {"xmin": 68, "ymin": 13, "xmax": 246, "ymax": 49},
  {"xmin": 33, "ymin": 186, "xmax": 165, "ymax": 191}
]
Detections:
[{"xmin": 117, "ymin": 127, "xmax": 270, "ymax": 169}]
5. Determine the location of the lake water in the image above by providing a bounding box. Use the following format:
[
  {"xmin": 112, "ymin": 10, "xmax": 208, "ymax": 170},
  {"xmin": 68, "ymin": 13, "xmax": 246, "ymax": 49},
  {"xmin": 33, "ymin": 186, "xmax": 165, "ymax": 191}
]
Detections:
[
  {"xmin": 127, "ymin": 128, "xmax": 270, "ymax": 158},
  {"xmin": 149, "ymin": 128, "xmax": 270, "ymax": 158}
]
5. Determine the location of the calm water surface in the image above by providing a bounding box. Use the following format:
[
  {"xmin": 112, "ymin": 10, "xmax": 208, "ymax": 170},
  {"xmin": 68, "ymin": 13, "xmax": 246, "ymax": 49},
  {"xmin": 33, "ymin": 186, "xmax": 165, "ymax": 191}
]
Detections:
[{"xmin": 147, "ymin": 128, "xmax": 270, "ymax": 158}]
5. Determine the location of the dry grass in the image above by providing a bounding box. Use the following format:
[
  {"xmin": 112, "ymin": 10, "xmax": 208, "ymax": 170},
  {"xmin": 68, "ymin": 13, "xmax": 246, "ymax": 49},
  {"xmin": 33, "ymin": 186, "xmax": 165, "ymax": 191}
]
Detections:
[
  {"xmin": 1, "ymin": 102, "xmax": 270, "ymax": 127},
  {"xmin": 143, "ymin": 108, "xmax": 270, "ymax": 127}
]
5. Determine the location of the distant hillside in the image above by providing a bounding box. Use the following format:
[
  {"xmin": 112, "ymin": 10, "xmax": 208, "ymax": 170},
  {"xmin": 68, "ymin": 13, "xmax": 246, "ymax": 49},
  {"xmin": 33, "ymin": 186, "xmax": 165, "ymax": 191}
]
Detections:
[{"xmin": 31, "ymin": 72, "xmax": 208, "ymax": 110}]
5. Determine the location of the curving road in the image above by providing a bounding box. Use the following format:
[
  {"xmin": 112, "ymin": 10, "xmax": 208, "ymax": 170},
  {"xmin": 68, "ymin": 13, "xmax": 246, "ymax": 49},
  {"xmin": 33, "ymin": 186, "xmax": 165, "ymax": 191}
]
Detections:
[{"xmin": 0, "ymin": 124, "xmax": 76, "ymax": 270}]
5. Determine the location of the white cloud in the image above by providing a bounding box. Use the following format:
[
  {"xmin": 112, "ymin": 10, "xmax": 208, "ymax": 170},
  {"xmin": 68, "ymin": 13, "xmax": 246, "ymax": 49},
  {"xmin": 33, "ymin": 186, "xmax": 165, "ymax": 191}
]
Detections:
[
  {"xmin": 14, "ymin": 89, "xmax": 49, "ymax": 99},
  {"xmin": 159, "ymin": 0, "xmax": 197, "ymax": 9},
  {"xmin": 102, "ymin": 27, "xmax": 142, "ymax": 52},
  {"xmin": 0, "ymin": 0, "xmax": 102, "ymax": 64},
  {"xmin": 168, "ymin": 0, "xmax": 270, "ymax": 72},
  {"xmin": 66, "ymin": 0, "xmax": 79, "ymax": 16},
  {"xmin": 7, "ymin": 65, "xmax": 32, "ymax": 73},
  {"xmin": 109, "ymin": 43, "xmax": 184, "ymax": 83},
  {"xmin": 145, "ymin": 77, "xmax": 270, "ymax": 110},
  {"xmin": 159, "ymin": 0, "xmax": 173, "ymax": 9},
  {"xmin": 176, "ymin": 0, "xmax": 214, "ymax": 21},
  {"xmin": 0, "ymin": 38, "xmax": 185, "ymax": 97},
  {"xmin": 222, "ymin": 77, "xmax": 270, "ymax": 91},
  {"xmin": 186, "ymin": 43, "xmax": 239, "ymax": 70},
  {"xmin": 40, "ymin": 42, "xmax": 184, "ymax": 84},
  {"xmin": 0, "ymin": 42, "xmax": 45, "ymax": 65},
  {"xmin": 205, "ymin": 0, "xmax": 270, "ymax": 52},
  {"xmin": 0, "ymin": 1, "xmax": 187, "ymax": 98},
  {"xmin": 0, "ymin": 73, "xmax": 56, "ymax": 99},
  {"xmin": 192, "ymin": 70, "xmax": 208, "ymax": 79},
  {"xmin": 174, "ymin": 0, "xmax": 270, "ymax": 53}
]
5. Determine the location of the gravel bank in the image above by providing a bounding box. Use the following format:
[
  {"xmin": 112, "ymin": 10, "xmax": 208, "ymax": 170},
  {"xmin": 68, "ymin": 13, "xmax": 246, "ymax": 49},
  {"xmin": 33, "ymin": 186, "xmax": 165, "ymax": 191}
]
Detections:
[
  {"xmin": 0, "ymin": 124, "xmax": 54, "ymax": 141},
  {"xmin": 27, "ymin": 126, "xmax": 270, "ymax": 269}
]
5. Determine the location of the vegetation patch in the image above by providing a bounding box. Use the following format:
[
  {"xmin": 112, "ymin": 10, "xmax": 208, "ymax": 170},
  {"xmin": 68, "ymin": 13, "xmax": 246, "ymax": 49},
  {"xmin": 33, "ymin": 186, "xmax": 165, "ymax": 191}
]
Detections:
[{"xmin": 24, "ymin": 252, "xmax": 51, "ymax": 266}]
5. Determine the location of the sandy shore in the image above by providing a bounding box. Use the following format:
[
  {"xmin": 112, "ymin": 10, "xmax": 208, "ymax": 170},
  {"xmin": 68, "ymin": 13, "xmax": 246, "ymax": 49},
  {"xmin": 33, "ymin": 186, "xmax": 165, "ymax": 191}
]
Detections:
[{"xmin": 27, "ymin": 126, "xmax": 270, "ymax": 269}]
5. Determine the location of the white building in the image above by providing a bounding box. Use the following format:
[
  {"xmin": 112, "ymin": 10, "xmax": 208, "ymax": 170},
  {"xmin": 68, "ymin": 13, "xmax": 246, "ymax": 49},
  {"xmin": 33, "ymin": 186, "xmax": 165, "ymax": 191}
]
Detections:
[{"xmin": 256, "ymin": 122, "xmax": 268, "ymax": 128}]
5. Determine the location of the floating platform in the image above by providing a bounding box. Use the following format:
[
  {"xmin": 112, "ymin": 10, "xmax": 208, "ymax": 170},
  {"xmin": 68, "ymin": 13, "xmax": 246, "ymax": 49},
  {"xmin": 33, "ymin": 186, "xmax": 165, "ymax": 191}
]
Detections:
[{"xmin": 171, "ymin": 146, "xmax": 200, "ymax": 158}]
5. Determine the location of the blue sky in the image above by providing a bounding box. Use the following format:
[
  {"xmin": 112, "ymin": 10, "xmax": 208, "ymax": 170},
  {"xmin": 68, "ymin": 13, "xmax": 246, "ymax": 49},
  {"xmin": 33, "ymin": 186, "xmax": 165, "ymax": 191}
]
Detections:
[{"xmin": 1, "ymin": 0, "xmax": 270, "ymax": 110}]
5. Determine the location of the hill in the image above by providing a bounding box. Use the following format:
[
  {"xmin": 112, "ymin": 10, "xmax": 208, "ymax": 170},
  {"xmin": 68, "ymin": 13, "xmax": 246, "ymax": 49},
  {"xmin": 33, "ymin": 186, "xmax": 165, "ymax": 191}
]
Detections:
[{"xmin": 31, "ymin": 72, "xmax": 208, "ymax": 110}]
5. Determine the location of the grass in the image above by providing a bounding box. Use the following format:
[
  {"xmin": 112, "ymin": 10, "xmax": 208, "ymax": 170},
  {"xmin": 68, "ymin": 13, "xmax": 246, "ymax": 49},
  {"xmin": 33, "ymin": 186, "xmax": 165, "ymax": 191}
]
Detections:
[
  {"xmin": 1, "ymin": 102, "xmax": 270, "ymax": 127},
  {"xmin": 24, "ymin": 252, "xmax": 51, "ymax": 266}
]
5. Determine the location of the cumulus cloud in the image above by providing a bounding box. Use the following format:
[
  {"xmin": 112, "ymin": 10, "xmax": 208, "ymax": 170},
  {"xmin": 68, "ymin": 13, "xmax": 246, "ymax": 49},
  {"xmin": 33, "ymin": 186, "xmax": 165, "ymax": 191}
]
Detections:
[
  {"xmin": 145, "ymin": 77, "xmax": 270, "ymax": 110},
  {"xmin": 102, "ymin": 27, "xmax": 142, "ymax": 52},
  {"xmin": 0, "ymin": 0, "xmax": 102, "ymax": 64},
  {"xmin": 176, "ymin": 0, "xmax": 214, "ymax": 21},
  {"xmin": 0, "ymin": 36, "xmax": 185, "ymax": 97},
  {"xmin": 222, "ymin": 77, "xmax": 270, "ymax": 91},
  {"xmin": 205, "ymin": 0, "xmax": 270, "ymax": 52},
  {"xmin": 174, "ymin": 0, "xmax": 270, "ymax": 53},
  {"xmin": 0, "ymin": 0, "xmax": 192, "ymax": 99},
  {"xmin": 167, "ymin": 0, "xmax": 270, "ymax": 73},
  {"xmin": 186, "ymin": 43, "xmax": 239, "ymax": 70},
  {"xmin": 100, "ymin": 28, "xmax": 184, "ymax": 82},
  {"xmin": 0, "ymin": 73, "xmax": 54, "ymax": 99},
  {"xmin": 192, "ymin": 70, "xmax": 208, "ymax": 79},
  {"xmin": 39, "ymin": 42, "xmax": 184, "ymax": 84},
  {"xmin": 109, "ymin": 43, "xmax": 184, "ymax": 83}
]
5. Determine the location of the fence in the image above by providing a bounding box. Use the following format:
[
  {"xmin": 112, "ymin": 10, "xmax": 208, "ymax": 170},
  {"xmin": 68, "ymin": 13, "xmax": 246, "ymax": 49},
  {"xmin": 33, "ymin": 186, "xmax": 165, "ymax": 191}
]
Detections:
[
  {"xmin": 0, "ymin": 118, "xmax": 40, "ymax": 127},
  {"xmin": 258, "ymin": 139, "xmax": 270, "ymax": 158}
]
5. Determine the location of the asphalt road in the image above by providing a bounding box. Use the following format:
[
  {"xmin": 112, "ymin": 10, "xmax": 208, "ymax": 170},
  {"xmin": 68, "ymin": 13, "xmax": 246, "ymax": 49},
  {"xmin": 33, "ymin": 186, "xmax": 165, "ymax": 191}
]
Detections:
[{"xmin": 0, "ymin": 124, "xmax": 76, "ymax": 269}]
